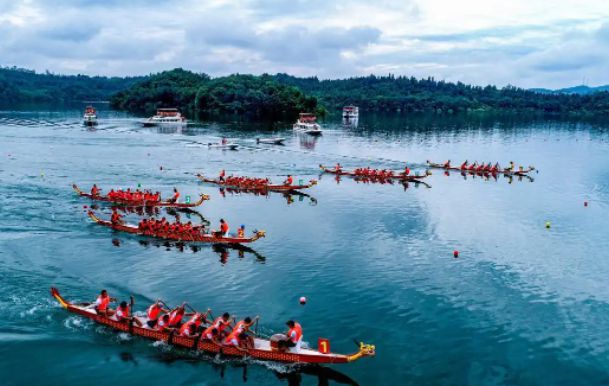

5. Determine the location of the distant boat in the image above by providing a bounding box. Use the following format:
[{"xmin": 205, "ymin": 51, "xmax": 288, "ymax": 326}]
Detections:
[
  {"xmin": 83, "ymin": 106, "xmax": 98, "ymax": 126},
  {"xmin": 293, "ymin": 113, "xmax": 322, "ymax": 136},
  {"xmin": 143, "ymin": 108, "xmax": 187, "ymax": 127},
  {"xmin": 257, "ymin": 137, "xmax": 285, "ymax": 145},
  {"xmin": 342, "ymin": 105, "xmax": 359, "ymax": 119}
]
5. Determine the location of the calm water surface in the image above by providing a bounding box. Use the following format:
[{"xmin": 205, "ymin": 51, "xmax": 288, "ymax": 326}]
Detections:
[{"xmin": 1, "ymin": 109, "xmax": 609, "ymax": 385}]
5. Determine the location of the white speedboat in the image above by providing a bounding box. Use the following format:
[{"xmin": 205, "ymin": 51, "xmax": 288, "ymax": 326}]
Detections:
[
  {"xmin": 342, "ymin": 105, "xmax": 359, "ymax": 119},
  {"xmin": 143, "ymin": 108, "xmax": 187, "ymax": 127},
  {"xmin": 293, "ymin": 113, "xmax": 322, "ymax": 135},
  {"xmin": 256, "ymin": 137, "xmax": 286, "ymax": 145},
  {"xmin": 208, "ymin": 142, "xmax": 239, "ymax": 150},
  {"xmin": 83, "ymin": 106, "xmax": 98, "ymax": 126}
]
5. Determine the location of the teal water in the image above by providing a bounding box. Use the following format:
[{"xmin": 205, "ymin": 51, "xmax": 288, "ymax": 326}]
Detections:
[{"xmin": 1, "ymin": 109, "xmax": 609, "ymax": 385}]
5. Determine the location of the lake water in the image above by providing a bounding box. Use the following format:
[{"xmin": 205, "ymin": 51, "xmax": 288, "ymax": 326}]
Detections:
[{"xmin": 1, "ymin": 109, "xmax": 609, "ymax": 385}]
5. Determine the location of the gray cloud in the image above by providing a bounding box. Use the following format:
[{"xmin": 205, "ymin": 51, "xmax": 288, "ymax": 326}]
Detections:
[{"xmin": 1, "ymin": 0, "xmax": 609, "ymax": 88}]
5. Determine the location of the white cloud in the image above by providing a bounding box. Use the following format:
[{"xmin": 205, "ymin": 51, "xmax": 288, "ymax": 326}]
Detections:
[{"xmin": 1, "ymin": 0, "xmax": 609, "ymax": 88}]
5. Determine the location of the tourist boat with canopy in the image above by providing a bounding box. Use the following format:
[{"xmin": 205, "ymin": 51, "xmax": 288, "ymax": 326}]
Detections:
[
  {"xmin": 73, "ymin": 184, "xmax": 209, "ymax": 208},
  {"xmin": 143, "ymin": 108, "xmax": 187, "ymax": 127},
  {"xmin": 83, "ymin": 106, "xmax": 98, "ymax": 126},
  {"xmin": 50, "ymin": 287, "xmax": 375, "ymax": 365},
  {"xmin": 342, "ymin": 106, "xmax": 359, "ymax": 119},
  {"xmin": 196, "ymin": 174, "xmax": 317, "ymax": 192},
  {"xmin": 293, "ymin": 113, "xmax": 322, "ymax": 135},
  {"xmin": 87, "ymin": 211, "xmax": 265, "ymax": 244}
]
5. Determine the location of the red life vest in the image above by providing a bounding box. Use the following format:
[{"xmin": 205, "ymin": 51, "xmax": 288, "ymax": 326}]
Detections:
[
  {"xmin": 147, "ymin": 304, "xmax": 162, "ymax": 320},
  {"xmin": 288, "ymin": 322, "xmax": 303, "ymax": 343},
  {"xmin": 220, "ymin": 222, "xmax": 229, "ymax": 234},
  {"xmin": 168, "ymin": 309, "xmax": 184, "ymax": 326},
  {"xmin": 96, "ymin": 295, "xmax": 110, "ymax": 311},
  {"xmin": 224, "ymin": 329, "xmax": 241, "ymax": 345},
  {"xmin": 179, "ymin": 322, "xmax": 194, "ymax": 336},
  {"xmin": 202, "ymin": 325, "xmax": 216, "ymax": 340},
  {"xmin": 116, "ymin": 305, "xmax": 130, "ymax": 320},
  {"xmin": 212, "ymin": 317, "xmax": 230, "ymax": 333}
]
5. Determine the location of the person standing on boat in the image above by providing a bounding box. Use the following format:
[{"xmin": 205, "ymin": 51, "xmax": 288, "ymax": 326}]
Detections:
[
  {"xmin": 146, "ymin": 300, "xmax": 168, "ymax": 328},
  {"xmin": 279, "ymin": 320, "xmax": 303, "ymax": 351},
  {"xmin": 115, "ymin": 301, "xmax": 143, "ymax": 327},
  {"xmin": 87, "ymin": 289, "xmax": 115, "ymax": 317},
  {"xmin": 284, "ymin": 175, "xmax": 294, "ymax": 186},
  {"xmin": 90, "ymin": 184, "xmax": 100, "ymax": 197}
]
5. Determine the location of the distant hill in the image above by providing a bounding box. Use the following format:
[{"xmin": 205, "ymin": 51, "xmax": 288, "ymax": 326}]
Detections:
[
  {"xmin": 2, "ymin": 66, "xmax": 609, "ymax": 116},
  {"xmin": 530, "ymin": 85, "xmax": 609, "ymax": 95},
  {"xmin": 0, "ymin": 66, "xmax": 144, "ymax": 104}
]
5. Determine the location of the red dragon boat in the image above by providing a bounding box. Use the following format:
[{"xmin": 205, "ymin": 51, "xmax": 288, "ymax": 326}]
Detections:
[
  {"xmin": 50, "ymin": 288, "xmax": 375, "ymax": 365},
  {"xmin": 88, "ymin": 211, "xmax": 265, "ymax": 244},
  {"xmin": 196, "ymin": 174, "xmax": 317, "ymax": 192},
  {"xmin": 319, "ymin": 165, "xmax": 429, "ymax": 181},
  {"xmin": 426, "ymin": 161, "xmax": 535, "ymax": 176},
  {"xmin": 73, "ymin": 184, "xmax": 209, "ymax": 208}
]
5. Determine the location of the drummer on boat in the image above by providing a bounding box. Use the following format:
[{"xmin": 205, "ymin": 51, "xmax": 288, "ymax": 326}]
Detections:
[{"xmin": 278, "ymin": 320, "xmax": 303, "ymax": 351}]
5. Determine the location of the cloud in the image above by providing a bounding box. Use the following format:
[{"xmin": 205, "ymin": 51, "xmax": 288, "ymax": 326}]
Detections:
[{"xmin": 1, "ymin": 0, "xmax": 609, "ymax": 88}]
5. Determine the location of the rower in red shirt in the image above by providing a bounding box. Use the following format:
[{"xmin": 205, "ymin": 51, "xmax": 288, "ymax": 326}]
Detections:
[
  {"xmin": 110, "ymin": 209, "xmax": 123, "ymax": 225},
  {"xmin": 284, "ymin": 175, "xmax": 293, "ymax": 186},
  {"xmin": 443, "ymin": 159, "xmax": 451, "ymax": 168},
  {"xmin": 460, "ymin": 160, "xmax": 468, "ymax": 170},
  {"xmin": 219, "ymin": 169, "xmax": 226, "ymax": 182},
  {"xmin": 216, "ymin": 219, "xmax": 229, "ymax": 237}
]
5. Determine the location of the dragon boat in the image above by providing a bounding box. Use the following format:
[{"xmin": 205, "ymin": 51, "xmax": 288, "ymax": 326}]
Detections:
[
  {"xmin": 88, "ymin": 211, "xmax": 265, "ymax": 244},
  {"xmin": 50, "ymin": 288, "xmax": 375, "ymax": 365},
  {"xmin": 319, "ymin": 165, "xmax": 429, "ymax": 181},
  {"xmin": 73, "ymin": 185, "xmax": 209, "ymax": 208},
  {"xmin": 196, "ymin": 174, "xmax": 317, "ymax": 192},
  {"xmin": 426, "ymin": 161, "xmax": 535, "ymax": 176}
]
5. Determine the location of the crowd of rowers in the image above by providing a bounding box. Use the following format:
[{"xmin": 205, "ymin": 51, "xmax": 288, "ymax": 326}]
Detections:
[
  {"xmin": 88, "ymin": 290, "xmax": 304, "ymax": 352},
  {"xmin": 90, "ymin": 185, "xmax": 181, "ymax": 203},
  {"xmin": 108, "ymin": 210, "xmax": 246, "ymax": 240},
  {"xmin": 437, "ymin": 160, "xmax": 523, "ymax": 173},
  {"xmin": 332, "ymin": 163, "xmax": 414, "ymax": 178},
  {"xmin": 218, "ymin": 170, "xmax": 294, "ymax": 187}
]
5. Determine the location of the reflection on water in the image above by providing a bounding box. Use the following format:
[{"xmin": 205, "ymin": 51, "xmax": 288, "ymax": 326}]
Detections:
[{"xmin": 3, "ymin": 108, "xmax": 609, "ymax": 385}]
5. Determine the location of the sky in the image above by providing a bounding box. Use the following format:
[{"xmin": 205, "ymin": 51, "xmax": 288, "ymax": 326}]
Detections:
[{"xmin": 1, "ymin": 0, "xmax": 609, "ymax": 88}]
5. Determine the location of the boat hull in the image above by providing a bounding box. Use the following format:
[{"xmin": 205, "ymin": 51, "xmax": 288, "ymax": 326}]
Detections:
[
  {"xmin": 319, "ymin": 166, "xmax": 428, "ymax": 181},
  {"xmin": 50, "ymin": 288, "xmax": 374, "ymax": 365},
  {"xmin": 73, "ymin": 185, "xmax": 208, "ymax": 208},
  {"xmin": 88, "ymin": 211, "xmax": 265, "ymax": 244},
  {"xmin": 426, "ymin": 161, "xmax": 535, "ymax": 176},
  {"xmin": 196, "ymin": 175, "xmax": 317, "ymax": 192}
]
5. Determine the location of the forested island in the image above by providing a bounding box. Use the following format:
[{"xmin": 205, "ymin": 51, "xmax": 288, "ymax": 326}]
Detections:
[{"xmin": 2, "ymin": 66, "xmax": 609, "ymax": 118}]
